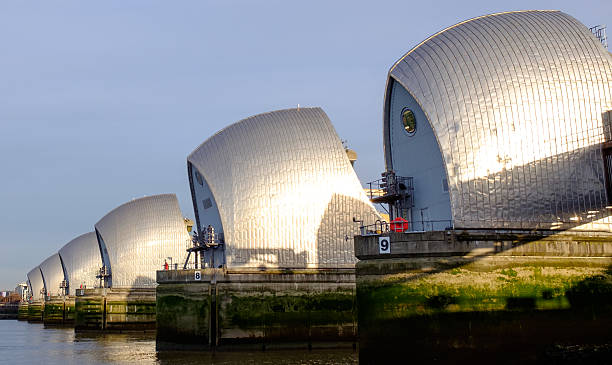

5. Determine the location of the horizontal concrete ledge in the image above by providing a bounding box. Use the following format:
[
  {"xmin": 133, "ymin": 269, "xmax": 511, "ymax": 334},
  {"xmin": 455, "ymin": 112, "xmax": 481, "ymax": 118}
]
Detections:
[
  {"xmin": 157, "ymin": 268, "xmax": 356, "ymax": 284},
  {"xmin": 75, "ymin": 328, "xmax": 156, "ymax": 334},
  {"xmin": 356, "ymin": 256, "xmax": 612, "ymax": 277},
  {"xmin": 355, "ymin": 230, "xmax": 612, "ymax": 260},
  {"xmin": 79, "ymin": 288, "xmax": 156, "ymax": 295}
]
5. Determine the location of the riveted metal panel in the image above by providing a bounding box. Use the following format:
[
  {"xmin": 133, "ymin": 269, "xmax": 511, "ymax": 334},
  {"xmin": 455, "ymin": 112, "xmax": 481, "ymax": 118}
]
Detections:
[
  {"xmin": 58, "ymin": 232, "xmax": 102, "ymax": 295},
  {"xmin": 385, "ymin": 10, "xmax": 612, "ymax": 228},
  {"xmin": 94, "ymin": 194, "xmax": 191, "ymax": 288},
  {"xmin": 39, "ymin": 254, "xmax": 66, "ymax": 297},
  {"xmin": 188, "ymin": 107, "xmax": 380, "ymax": 268},
  {"xmin": 26, "ymin": 268, "xmax": 44, "ymax": 301}
]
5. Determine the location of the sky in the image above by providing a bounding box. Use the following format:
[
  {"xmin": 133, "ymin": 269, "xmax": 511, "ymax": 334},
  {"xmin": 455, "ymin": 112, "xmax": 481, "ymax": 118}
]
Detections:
[{"xmin": 1, "ymin": 0, "xmax": 611, "ymax": 290}]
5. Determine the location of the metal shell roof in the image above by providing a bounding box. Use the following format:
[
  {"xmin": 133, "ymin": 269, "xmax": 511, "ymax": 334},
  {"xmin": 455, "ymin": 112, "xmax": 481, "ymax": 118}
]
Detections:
[
  {"xmin": 94, "ymin": 194, "xmax": 190, "ymax": 288},
  {"xmin": 58, "ymin": 232, "xmax": 102, "ymax": 295},
  {"xmin": 26, "ymin": 267, "xmax": 44, "ymax": 301},
  {"xmin": 384, "ymin": 10, "xmax": 612, "ymax": 228},
  {"xmin": 188, "ymin": 107, "xmax": 380, "ymax": 268},
  {"xmin": 39, "ymin": 254, "xmax": 66, "ymax": 297}
]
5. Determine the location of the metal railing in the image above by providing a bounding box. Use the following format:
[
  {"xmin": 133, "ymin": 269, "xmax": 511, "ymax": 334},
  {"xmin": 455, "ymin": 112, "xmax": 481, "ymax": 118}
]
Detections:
[
  {"xmin": 590, "ymin": 25, "xmax": 608, "ymax": 49},
  {"xmin": 358, "ymin": 220, "xmax": 390, "ymax": 235},
  {"xmin": 356, "ymin": 217, "xmax": 612, "ymax": 235},
  {"xmin": 356, "ymin": 219, "xmax": 452, "ymax": 235},
  {"xmin": 180, "ymin": 262, "xmax": 200, "ymax": 270},
  {"xmin": 366, "ymin": 176, "xmax": 414, "ymax": 202}
]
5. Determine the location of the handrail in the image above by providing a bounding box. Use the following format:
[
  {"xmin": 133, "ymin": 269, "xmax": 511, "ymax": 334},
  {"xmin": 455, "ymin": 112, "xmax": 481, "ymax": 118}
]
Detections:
[{"xmin": 356, "ymin": 218, "xmax": 612, "ymax": 235}]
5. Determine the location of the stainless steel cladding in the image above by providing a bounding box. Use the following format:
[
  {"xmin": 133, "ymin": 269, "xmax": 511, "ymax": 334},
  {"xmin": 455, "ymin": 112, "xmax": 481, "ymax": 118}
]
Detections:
[
  {"xmin": 39, "ymin": 254, "xmax": 67, "ymax": 297},
  {"xmin": 26, "ymin": 267, "xmax": 44, "ymax": 301},
  {"xmin": 94, "ymin": 194, "xmax": 191, "ymax": 288},
  {"xmin": 188, "ymin": 107, "xmax": 380, "ymax": 268},
  {"xmin": 384, "ymin": 10, "xmax": 612, "ymax": 229},
  {"xmin": 58, "ymin": 232, "xmax": 102, "ymax": 295}
]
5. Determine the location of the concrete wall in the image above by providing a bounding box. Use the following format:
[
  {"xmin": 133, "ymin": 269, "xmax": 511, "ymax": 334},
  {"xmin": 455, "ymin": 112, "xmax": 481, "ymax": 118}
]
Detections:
[
  {"xmin": 18, "ymin": 289, "xmax": 155, "ymax": 330},
  {"xmin": 355, "ymin": 231, "xmax": 612, "ymax": 363},
  {"xmin": 43, "ymin": 297, "xmax": 75, "ymax": 327},
  {"xmin": 74, "ymin": 288, "xmax": 156, "ymax": 331},
  {"xmin": 27, "ymin": 301, "xmax": 44, "ymax": 323},
  {"xmin": 156, "ymin": 268, "xmax": 356, "ymax": 350},
  {"xmin": 17, "ymin": 302, "xmax": 29, "ymax": 321},
  {"xmin": 355, "ymin": 230, "xmax": 612, "ymax": 260}
]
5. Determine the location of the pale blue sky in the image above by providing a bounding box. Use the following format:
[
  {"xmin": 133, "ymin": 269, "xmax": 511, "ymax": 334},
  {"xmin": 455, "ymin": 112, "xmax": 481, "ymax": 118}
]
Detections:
[{"xmin": 1, "ymin": 1, "xmax": 610, "ymax": 289}]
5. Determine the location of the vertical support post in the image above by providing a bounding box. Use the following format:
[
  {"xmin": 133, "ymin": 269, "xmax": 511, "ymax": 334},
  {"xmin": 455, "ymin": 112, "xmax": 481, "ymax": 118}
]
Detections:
[{"xmin": 102, "ymin": 297, "xmax": 107, "ymax": 330}]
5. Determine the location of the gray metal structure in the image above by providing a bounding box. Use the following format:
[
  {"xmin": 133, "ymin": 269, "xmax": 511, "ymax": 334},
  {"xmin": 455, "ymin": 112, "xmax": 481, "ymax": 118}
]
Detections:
[
  {"xmin": 58, "ymin": 232, "xmax": 101, "ymax": 295},
  {"xmin": 383, "ymin": 10, "xmax": 612, "ymax": 229},
  {"xmin": 94, "ymin": 194, "xmax": 191, "ymax": 288},
  {"xmin": 188, "ymin": 107, "xmax": 380, "ymax": 269},
  {"xmin": 26, "ymin": 267, "xmax": 44, "ymax": 301},
  {"xmin": 39, "ymin": 254, "xmax": 67, "ymax": 297}
]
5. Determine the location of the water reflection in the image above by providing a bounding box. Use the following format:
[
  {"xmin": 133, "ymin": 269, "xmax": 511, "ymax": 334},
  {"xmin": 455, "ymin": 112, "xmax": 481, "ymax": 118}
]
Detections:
[
  {"xmin": 156, "ymin": 350, "xmax": 357, "ymax": 365},
  {"xmin": 0, "ymin": 321, "xmax": 356, "ymax": 365},
  {"xmin": 74, "ymin": 331, "xmax": 157, "ymax": 364}
]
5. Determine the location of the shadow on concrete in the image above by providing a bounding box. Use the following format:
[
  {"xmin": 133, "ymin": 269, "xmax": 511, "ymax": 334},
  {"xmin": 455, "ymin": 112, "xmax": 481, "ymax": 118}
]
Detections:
[
  {"xmin": 357, "ymin": 228, "xmax": 612, "ymax": 362},
  {"xmin": 358, "ymin": 262, "xmax": 612, "ymax": 364}
]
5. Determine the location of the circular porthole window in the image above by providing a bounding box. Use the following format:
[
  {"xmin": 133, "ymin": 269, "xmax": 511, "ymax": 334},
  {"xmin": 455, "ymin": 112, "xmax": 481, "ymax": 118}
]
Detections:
[
  {"xmin": 402, "ymin": 108, "xmax": 416, "ymax": 136},
  {"xmin": 195, "ymin": 171, "xmax": 204, "ymax": 186}
]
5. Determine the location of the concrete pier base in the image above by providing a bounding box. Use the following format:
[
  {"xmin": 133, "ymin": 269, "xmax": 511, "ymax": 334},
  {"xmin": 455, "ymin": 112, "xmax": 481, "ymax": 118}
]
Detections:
[
  {"xmin": 17, "ymin": 302, "xmax": 29, "ymax": 321},
  {"xmin": 75, "ymin": 288, "xmax": 155, "ymax": 332},
  {"xmin": 27, "ymin": 301, "xmax": 44, "ymax": 322},
  {"xmin": 43, "ymin": 297, "xmax": 75, "ymax": 327},
  {"xmin": 355, "ymin": 230, "xmax": 612, "ymax": 364},
  {"xmin": 156, "ymin": 268, "xmax": 357, "ymax": 351}
]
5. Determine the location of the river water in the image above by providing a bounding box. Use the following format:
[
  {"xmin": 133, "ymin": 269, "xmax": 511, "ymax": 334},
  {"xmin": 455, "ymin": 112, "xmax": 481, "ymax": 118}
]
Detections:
[{"xmin": 0, "ymin": 321, "xmax": 357, "ymax": 365}]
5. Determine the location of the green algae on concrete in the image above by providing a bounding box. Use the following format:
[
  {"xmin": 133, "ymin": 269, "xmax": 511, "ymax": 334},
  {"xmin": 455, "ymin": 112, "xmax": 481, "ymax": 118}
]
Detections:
[
  {"xmin": 17, "ymin": 303, "xmax": 29, "ymax": 321},
  {"xmin": 43, "ymin": 297, "xmax": 76, "ymax": 326},
  {"xmin": 357, "ymin": 267, "xmax": 612, "ymax": 364},
  {"xmin": 43, "ymin": 299, "xmax": 65, "ymax": 326},
  {"xmin": 64, "ymin": 298, "xmax": 75, "ymax": 323},
  {"xmin": 104, "ymin": 288, "xmax": 156, "ymax": 331},
  {"xmin": 357, "ymin": 261, "xmax": 610, "ymax": 320},
  {"xmin": 105, "ymin": 300, "xmax": 156, "ymax": 330},
  {"xmin": 75, "ymin": 288, "xmax": 156, "ymax": 331},
  {"xmin": 354, "ymin": 230, "xmax": 612, "ymax": 364},
  {"xmin": 218, "ymin": 287, "xmax": 355, "ymax": 346},
  {"xmin": 27, "ymin": 301, "xmax": 44, "ymax": 322},
  {"xmin": 156, "ymin": 268, "xmax": 356, "ymax": 350},
  {"xmin": 156, "ymin": 283, "xmax": 211, "ymax": 349},
  {"xmin": 75, "ymin": 295, "xmax": 104, "ymax": 330}
]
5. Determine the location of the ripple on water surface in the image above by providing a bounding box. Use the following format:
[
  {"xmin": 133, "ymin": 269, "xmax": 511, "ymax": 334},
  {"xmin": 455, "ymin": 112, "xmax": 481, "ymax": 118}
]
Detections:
[{"xmin": 0, "ymin": 321, "xmax": 357, "ymax": 365}]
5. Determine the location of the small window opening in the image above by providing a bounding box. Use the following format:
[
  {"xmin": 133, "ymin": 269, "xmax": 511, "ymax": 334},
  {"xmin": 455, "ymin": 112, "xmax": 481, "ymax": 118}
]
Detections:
[{"xmin": 402, "ymin": 108, "xmax": 417, "ymax": 136}]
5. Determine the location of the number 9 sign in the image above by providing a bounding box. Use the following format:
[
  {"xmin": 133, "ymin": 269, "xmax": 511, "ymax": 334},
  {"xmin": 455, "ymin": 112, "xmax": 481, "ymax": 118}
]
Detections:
[{"xmin": 379, "ymin": 237, "xmax": 391, "ymax": 254}]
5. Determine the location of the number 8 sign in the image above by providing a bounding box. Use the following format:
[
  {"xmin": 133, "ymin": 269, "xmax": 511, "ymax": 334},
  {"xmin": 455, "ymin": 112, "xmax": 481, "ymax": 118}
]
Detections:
[{"xmin": 379, "ymin": 237, "xmax": 391, "ymax": 254}]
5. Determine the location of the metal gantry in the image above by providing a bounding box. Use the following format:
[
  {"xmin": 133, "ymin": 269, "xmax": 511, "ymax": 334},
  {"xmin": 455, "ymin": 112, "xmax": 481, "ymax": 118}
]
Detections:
[
  {"xmin": 183, "ymin": 225, "xmax": 225, "ymax": 269},
  {"xmin": 367, "ymin": 170, "xmax": 414, "ymax": 221},
  {"xmin": 590, "ymin": 25, "xmax": 608, "ymax": 49}
]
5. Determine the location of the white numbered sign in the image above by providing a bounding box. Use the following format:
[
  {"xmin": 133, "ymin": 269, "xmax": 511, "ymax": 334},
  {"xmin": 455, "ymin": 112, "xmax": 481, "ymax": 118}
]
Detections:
[
  {"xmin": 194, "ymin": 271, "xmax": 202, "ymax": 281},
  {"xmin": 379, "ymin": 236, "xmax": 391, "ymax": 254}
]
